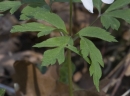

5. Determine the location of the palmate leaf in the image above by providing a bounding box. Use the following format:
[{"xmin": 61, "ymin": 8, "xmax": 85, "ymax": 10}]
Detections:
[
  {"xmin": 102, "ymin": 0, "xmax": 130, "ymax": 30},
  {"xmin": 42, "ymin": 47, "xmax": 65, "ymax": 66},
  {"xmin": 11, "ymin": 22, "xmax": 55, "ymax": 35},
  {"xmin": 0, "ymin": 89, "xmax": 5, "ymax": 96},
  {"xmin": 0, "ymin": 1, "xmax": 21, "ymax": 14},
  {"xmin": 20, "ymin": 5, "xmax": 67, "ymax": 34},
  {"xmin": 34, "ymin": 36, "xmax": 73, "ymax": 66},
  {"xmin": 104, "ymin": 9, "xmax": 130, "ymax": 24},
  {"xmin": 33, "ymin": 36, "xmax": 71, "ymax": 48},
  {"xmin": 80, "ymin": 37, "xmax": 103, "ymax": 91},
  {"xmin": 106, "ymin": 0, "xmax": 130, "ymax": 12},
  {"xmin": 101, "ymin": 15, "xmax": 120, "ymax": 30},
  {"xmin": 78, "ymin": 27, "xmax": 117, "ymax": 42}
]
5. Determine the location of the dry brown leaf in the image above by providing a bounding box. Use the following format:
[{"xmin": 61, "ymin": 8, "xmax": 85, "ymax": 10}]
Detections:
[
  {"xmin": 52, "ymin": 82, "xmax": 107, "ymax": 96},
  {"xmin": 0, "ymin": 51, "xmax": 42, "ymax": 75},
  {"xmin": 125, "ymin": 54, "xmax": 130, "ymax": 76},
  {"xmin": 12, "ymin": 60, "xmax": 108, "ymax": 96},
  {"xmin": 12, "ymin": 60, "xmax": 58, "ymax": 96},
  {"xmin": 123, "ymin": 30, "xmax": 130, "ymax": 41}
]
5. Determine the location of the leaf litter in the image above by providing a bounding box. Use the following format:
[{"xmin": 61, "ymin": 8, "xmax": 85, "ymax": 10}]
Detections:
[{"xmin": 12, "ymin": 60, "xmax": 108, "ymax": 96}]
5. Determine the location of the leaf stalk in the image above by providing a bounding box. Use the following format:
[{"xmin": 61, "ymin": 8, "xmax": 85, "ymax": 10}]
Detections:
[
  {"xmin": 67, "ymin": 0, "xmax": 73, "ymax": 96},
  {"xmin": 67, "ymin": 50, "xmax": 73, "ymax": 96}
]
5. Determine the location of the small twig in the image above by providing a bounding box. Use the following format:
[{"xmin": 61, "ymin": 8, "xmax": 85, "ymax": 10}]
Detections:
[
  {"xmin": 121, "ymin": 89, "xmax": 130, "ymax": 96},
  {"xmin": 111, "ymin": 79, "xmax": 122, "ymax": 96},
  {"xmin": 102, "ymin": 79, "xmax": 117, "ymax": 93},
  {"xmin": 0, "ymin": 83, "xmax": 15, "ymax": 94},
  {"xmin": 111, "ymin": 54, "xmax": 130, "ymax": 96},
  {"xmin": 60, "ymin": 32, "xmax": 64, "ymax": 36},
  {"xmin": 106, "ymin": 56, "xmax": 127, "ymax": 78}
]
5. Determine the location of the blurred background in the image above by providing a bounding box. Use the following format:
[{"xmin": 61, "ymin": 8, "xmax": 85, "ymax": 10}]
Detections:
[{"xmin": 0, "ymin": 1, "xmax": 130, "ymax": 96}]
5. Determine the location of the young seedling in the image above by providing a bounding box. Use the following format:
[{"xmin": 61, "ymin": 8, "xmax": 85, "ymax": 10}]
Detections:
[{"xmin": 0, "ymin": 0, "xmax": 130, "ymax": 96}]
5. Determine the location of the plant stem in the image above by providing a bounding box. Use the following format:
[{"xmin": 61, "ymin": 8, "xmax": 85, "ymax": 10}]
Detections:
[
  {"xmin": 90, "ymin": 15, "xmax": 100, "ymax": 26},
  {"xmin": 69, "ymin": 0, "xmax": 73, "ymax": 36},
  {"xmin": 67, "ymin": 0, "xmax": 73, "ymax": 96},
  {"xmin": 72, "ymin": 15, "xmax": 101, "ymax": 42},
  {"xmin": 67, "ymin": 50, "xmax": 73, "ymax": 96}
]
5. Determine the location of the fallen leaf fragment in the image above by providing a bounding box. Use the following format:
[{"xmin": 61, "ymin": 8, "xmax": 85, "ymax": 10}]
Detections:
[
  {"xmin": 12, "ymin": 60, "xmax": 58, "ymax": 96},
  {"xmin": 12, "ymin": 60, "xmax": 107, "ymax": 96}
]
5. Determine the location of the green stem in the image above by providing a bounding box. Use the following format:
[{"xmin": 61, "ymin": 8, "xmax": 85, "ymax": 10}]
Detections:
[
  {"xmin": 69, "ymin": 0, "xmax": 73, "ymax": 36},
  {"xmin": 67, "ymin": 50, "xmax": 73, "ymax": 96},
  {"xmin": 67, "ymin": 0, "xmax": 73, "ymax": 96},
  {"xmin": 73, "ymin": 15, "xmax": 101, "ymax": 41},
  {"xmin": 90, "ymin": 15, "xmax": 100, "ymax": 26}
]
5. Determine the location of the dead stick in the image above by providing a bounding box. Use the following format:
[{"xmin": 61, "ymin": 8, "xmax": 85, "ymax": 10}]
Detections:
[
  {"xmin": 0, "ymin": 83, "xmax": 15, "ymax": 94},
  {"xmin": 111, "ymin": 55, "xmax": 130, "ymax": 96},
  {"xmin": 106, "ymin": 56, "xmax": 126, "ymax": 78}
]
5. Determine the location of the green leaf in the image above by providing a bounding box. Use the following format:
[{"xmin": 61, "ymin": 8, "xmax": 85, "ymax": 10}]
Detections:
[
  {"xmin": 66, "ymin": 45, "xmax": 80, "ymax": 55},
  {"xmin": 37, "ymin": 31, "xmax": 52, "ymax": 37},
  {"xmin": 33, "ymin": 36, "xmax": 71, "ymax": 48},
  {"xmin": 66, "ymin": 44, "xmax": 91, "ymax": 64},
  {"xmin": 20, "ymin": 5, "xmax": 50, "ymax": 20},
  {"xmin": 0, "ymin": 1, "xmax": 21, "ymax": 14},
  {"xmin": 11, "ymin": 22, "xmax": 55, "ymax": 33},
  {"xmin": 33, "ymin": 13, "xmax": 67, "ymax": 33},
  {"xmin": 87, "ymin": 38, "xmax": 103, "ymax": 66},
  {"xmin": 21, "ymin": 0, "xmax": 45, "ymax": 5},
  {"xmin": 93, "ymin": 0, "xmax": 102, "ymax": 13},
  {"xmin": 54, "ymin": 0, "xmax": 80, "ymax": 2},
  {"xmin": 68, "ymin": 37, "xmax": 74, "ymax": 46},
  {"xmin": 59, "ymin": 58, "xmax": 75, "ymax": 84},
  {"xmin": 101, "ymin": 15, "xmax": 120, "ymax": 30},
  {"xmin": 42, "ymin": 47, "xmax": 65, "ymax": 66},
  {"xmin": 0, "ymin": 89, "xmax": 5, "ymax": 96},
  {"xmin": 80, "ymin": 38, "xmax": 91, "ymax": 64},
  {"xmin": 80, "ymin": 37, "xmax": 104, "ymax": 67},
  {"xmin": 78, "ymin": 27, "xmax": 117, "ymax": 42},
  {"xmin": 80, "ymin": 38, "xmax": 89, "ymax": 58},
  {"xmin": 104, "ymin": 9, "xmax": 130, "ymax": 24},
  {"xmin": 89, "ymin": 62, "xmax": 102, "ymax": 91},
  {"xmin": 21, "ymin": 6, "xmax": 67, "ymax": 34},
  {"xmin": 83, "ymin": 57, "xmax": 91, "ymax": 64},
  {"xmin": 106, "ymin": 0, "xmax": 130, "ymax": 12},
  {"xmin": 80, "ymin": 37, "xmax": 103, "ymax": 91}
]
